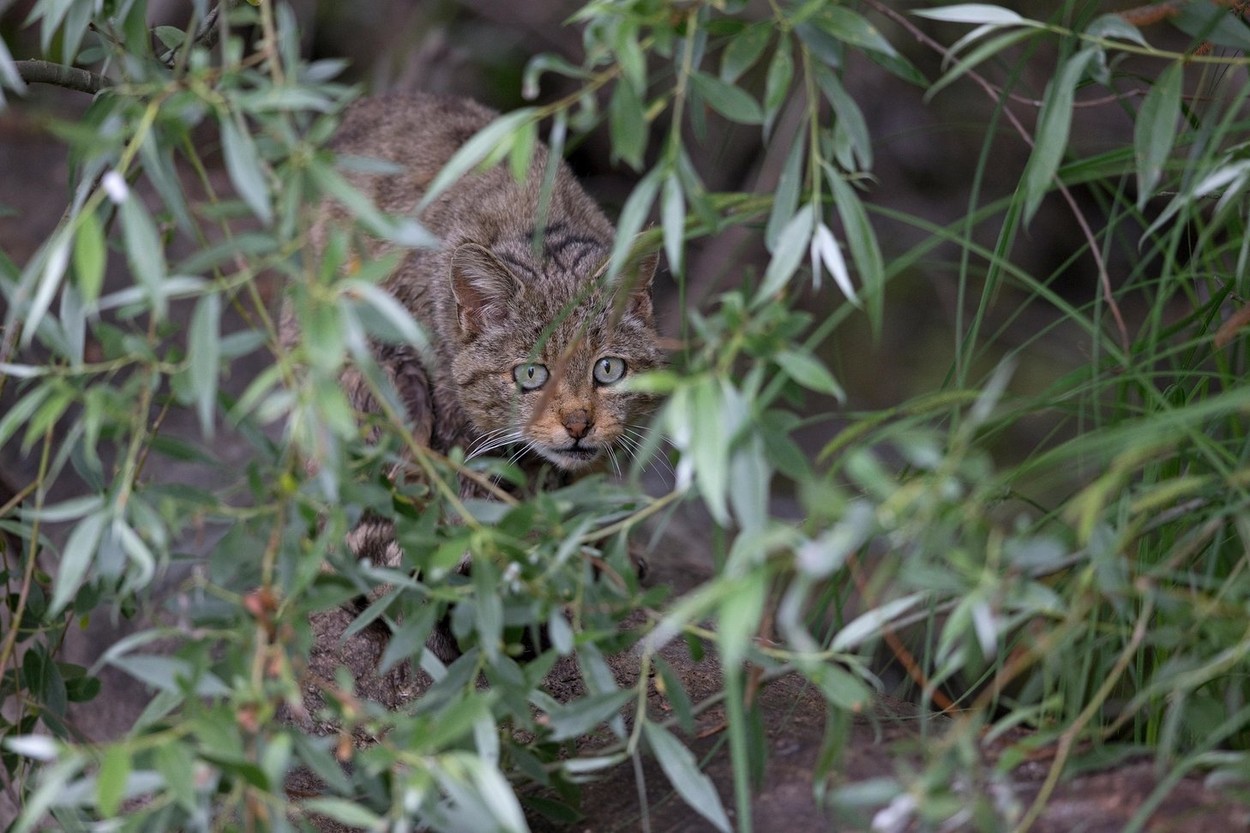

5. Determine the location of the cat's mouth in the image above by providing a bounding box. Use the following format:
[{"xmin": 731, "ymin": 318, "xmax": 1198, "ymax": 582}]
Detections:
[{"xmin": 548, "ymin": 444, "xmax": 602, "ymax": 469}]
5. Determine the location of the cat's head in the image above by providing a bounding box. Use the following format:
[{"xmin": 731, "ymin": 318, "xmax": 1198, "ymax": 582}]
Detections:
[{"xmin": 447, "ymin": 242, "xmax": 663, "ymax": 472}]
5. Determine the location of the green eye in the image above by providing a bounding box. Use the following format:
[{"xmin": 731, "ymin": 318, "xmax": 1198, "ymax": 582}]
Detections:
[
  {"xmin": 513, "ymin": 363, "xmax": 549, "ymax": 391},
  {"xmin": 593, "ymin": 357, "xmax": 627, "ymax": 385}
]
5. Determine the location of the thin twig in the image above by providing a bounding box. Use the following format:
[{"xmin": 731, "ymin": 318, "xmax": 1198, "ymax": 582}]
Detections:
[{"xmin": 14, "ymin": 59, "xmax": 111, "ymax": 94}]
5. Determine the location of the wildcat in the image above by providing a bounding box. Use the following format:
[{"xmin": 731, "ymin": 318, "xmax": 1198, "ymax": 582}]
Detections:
[{"xmin": 280, "ymin": 92, "xmax": 663, "ymax": 659}]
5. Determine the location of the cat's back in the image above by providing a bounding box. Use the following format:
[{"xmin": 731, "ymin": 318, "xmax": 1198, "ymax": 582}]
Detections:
[{"xmin": 330, "ymin": 92, "xmax": 497, "ymax": 203}]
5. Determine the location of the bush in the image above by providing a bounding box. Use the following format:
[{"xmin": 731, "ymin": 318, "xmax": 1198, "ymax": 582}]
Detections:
[{"xmin": 2, "ymin": 1, "xmax": 1250, "ymax": 831}]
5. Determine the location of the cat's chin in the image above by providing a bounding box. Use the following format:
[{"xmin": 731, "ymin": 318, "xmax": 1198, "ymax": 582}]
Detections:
[{"xmin": 537, "ymin": 445, "xmax": 604, "ymax": 471}]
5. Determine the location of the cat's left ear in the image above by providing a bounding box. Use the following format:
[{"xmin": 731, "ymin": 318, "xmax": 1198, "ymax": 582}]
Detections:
[
  {"xmin": 619, "ymin": 250, "xmax": 658, "ymax": 323},
  {"xmin": 450, "ymin": 243, "xmax": 525, "ymax": 336}
]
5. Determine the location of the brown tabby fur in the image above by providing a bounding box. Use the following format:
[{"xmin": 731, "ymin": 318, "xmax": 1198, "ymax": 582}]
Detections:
[{"xmin": 280, "ymin": 93, "xmax": 663, "ymax": 660}]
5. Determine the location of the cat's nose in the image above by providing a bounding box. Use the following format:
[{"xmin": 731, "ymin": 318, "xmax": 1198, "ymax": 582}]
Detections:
[{"xmin": 562, "ymin": 409, "xmax": 594, "ymax": 440}]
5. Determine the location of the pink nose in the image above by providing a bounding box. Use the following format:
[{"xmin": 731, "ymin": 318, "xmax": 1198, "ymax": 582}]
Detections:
[{"xmin": 562, "ymin": 409, "xmax": 593, "ymax": 440}]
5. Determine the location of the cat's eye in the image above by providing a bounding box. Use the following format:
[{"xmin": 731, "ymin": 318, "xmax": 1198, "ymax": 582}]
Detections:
[
  {"xmin": 513, "ymin": 363, "xmax": 549, "ymax": 391},
  {"xmin": 593, "ymin": 357, "xmax": 627, "ymax": 386}
]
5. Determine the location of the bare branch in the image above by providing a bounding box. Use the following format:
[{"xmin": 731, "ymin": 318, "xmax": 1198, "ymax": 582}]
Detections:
[{"xmin": 15, "ymin": 60, "xmax": 111, "ymax": 95}]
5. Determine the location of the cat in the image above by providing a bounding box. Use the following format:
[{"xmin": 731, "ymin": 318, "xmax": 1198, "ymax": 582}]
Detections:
[{"xmin": 280, "ymin": 92, "xmax": 664, "ymax": 660}]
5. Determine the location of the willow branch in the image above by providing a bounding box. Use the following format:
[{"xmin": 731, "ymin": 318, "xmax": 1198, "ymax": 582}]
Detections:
[{"xmin": 15, "ymin": 60, "xmax": 111, "ymax": 95}]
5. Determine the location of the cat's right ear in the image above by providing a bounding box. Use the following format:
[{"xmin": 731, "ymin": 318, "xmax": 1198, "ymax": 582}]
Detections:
[{"xmin": 449, "ymin": 243, "xmax": 524, "ymax": 336}]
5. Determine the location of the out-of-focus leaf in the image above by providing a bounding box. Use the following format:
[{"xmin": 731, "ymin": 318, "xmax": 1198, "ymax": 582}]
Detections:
[
  {"xmin": 764, "ymin": 39, "xmax": 794, "ymax": 135},
  {"xmin": 643, "ymin": 722, "xmax": 732, "ymax": 833},
  {"xmin": 765, "ymin": 131, "xmax": 805, "ymax": 251},
  {"xmin": 418, "ymin": 108, "xmax": 537, "ymax": 210},
  {"xmin": 831, "ymin": 592, "xmax": 927, "ymax": 652},
  {"xmin": 220, "ymin": 115, "xmax": 273, "ymax": 225},
  {"xmin": 96, "ymin": 745, "xmax": 130, "ymax": 818},
  {"xmin": 720, "ymin": 22, "xmax": 771, "ymax": 83},
  {"xmin": 608, "ymin": 79, "xmax": 647, "ymax": 170},
  {"xmin": 913, "ymin": 4, "xmax": 1027, "ymax": 25},
  {"xmin": 188, "ymin": 292, "xmax": 221, "ymax": 437},
  {"xmin": 1022, "ymin": 47, "xmax": 1097, "ymax": 223},
  {"xmin": 50, "ymin": 511, "xmax": 106, "ymax": 616},
  {"xmin": 302, "ymin": 798, "xmax": 385, "ymax": 828},
  {"xmin": 119, "ymin": 196, "xmax": 168, "ymax": 318},
  {"xmin": 757, "ymin": 205, "xmax": 813, "ymax": 300},
  {"xmin": 1135, "ymin": 62, "xmax": 1182, "ymax": 206},
  {"xmin": 690, "ymin": 71, "xmax": 763, "ymax": 125},
  {"xmin": 72, "ymin": 209, "xmax": 105, "ymax": 304},
  {"xmin": 661, "ymin": 172, "xmax": 685, "ymax": 276},
  {"xmin": 776, "ymin": 348, "xmax": 845, "ymax": 400},
  {"xmin": 543, "ymin": 689, "xmax": 634, "ymax": 742}
]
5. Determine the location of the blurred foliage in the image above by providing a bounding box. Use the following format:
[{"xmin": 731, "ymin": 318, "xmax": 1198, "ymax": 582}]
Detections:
[{"xmin": 1, "ymin": 1, "xmax": 1250, "ymax": 831}]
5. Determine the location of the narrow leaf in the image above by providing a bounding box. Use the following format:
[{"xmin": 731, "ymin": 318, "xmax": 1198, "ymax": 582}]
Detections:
[
  {"xmin": 776, "ymin": 348, "xmax": 845, "ymax": 400},
  {"xmin": 661, "ymin": 172, "xmax": 685, "ymax": 275},
  {"xmin": 720, "ymin": 22, "xmax": 771, "ymax": 83},
  {"xmin": 690, "ymin": 72, "xmax": 763, "ymax": 125},
  {"xmin": 831, "ymin": 592, "xmax": 927, "ymax": 652},
  {"xmin": 1134, "ymin": 62, "xmax": 1182, "ymax": 206},
  {"xmin": 913, "ymin": 4, "xmax": 1028, "ymax": 26},
  {"xmin": 766, "ymin": 131, "xmax": 805, "ymax": 250},
  {"xmin": 72, "ymin": 209, "xmax": 105, "ymax": 304},
  {"xmin": 51, "ymin": 511, "xmax": 106, "ymax": 615},
  {"xmin": 643, "ymin": 723, "xmax": 731, "ymax": 833},
  {"xmin": 1022, "ymin": 47, "xmax": 1097, "ymax": 223},
  {"xmin": 757, "ymin": 205, "xmax": 813, "ymax": 300},
  {"xmin": 418, "ymin": 108, "xmax": 537, "ymax": 210},
  {"xmin": 188, "ymin": 292, "xmax": 221, "ymax": 437},
  {"xmin": 96, "ymin": 745, "xmax": 130, "ymax": 818},
  {"xmin": 220, "ymin": 115, "xmax": 273, "ymax": 225}
]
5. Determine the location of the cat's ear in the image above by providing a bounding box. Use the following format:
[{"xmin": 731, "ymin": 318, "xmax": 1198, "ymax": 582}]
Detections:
[
  {"xmin": 619, "ymin": 250, "xmax": 658, "ymax": 323},
  {"xmin": 449, "ymin": 243, "xmax": 524, "ymax": 336}
]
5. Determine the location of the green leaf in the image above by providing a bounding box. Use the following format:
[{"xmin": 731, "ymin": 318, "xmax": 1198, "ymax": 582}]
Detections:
[
  {"xmin": 763, "ymin": 40, "xmax": 794, "ymax": 134},
  {"xmin": 690, "ymin": 72, "xmax": 763, "ymax": 125},
  {"xmin": 607, "ymin": 167, "xmax": 660, "ymax": 280},
  {"xmin": 776, "ymin": 349, "xmax": 845, "ymax": 400},
  {"xmin": 913, "ymin": 4, "xmax": 1027, "ymax": 25},
  {"xmin": 808, "ymin": 663, "xmax": 872, "ymax": 711},
  {"xmin": 765, "ymin": 131, "xmax": 805, "ymax": 251},
  {"xmin": 757, "ymin": 204, "xmax": 813, "ymax": 300},
  {"xmin": 1135, "ymin": 62, "xmax": 1182, "ymax": 206},
  {"xmin": 1021, "ymin": 47, "xmax": 1097, "ymax": 223},
  {"xmin": 153, "ymin": 25, "xmax": 185, "ymax": 50},
  {"xmin": 96, "ymin": 745, "xmax": 130, "ymax": 818},
  {"xmin": 831, "ymin": 592, "xmax": 927, "ymax": 652},
  {"xmin": 0, "ymin": 33, "xmax": 27, "ymax": 100},
  {"xmin": 0, "ymin": 385, "xmax": 52, "ymax": 449},
  {"xmin": 661, "ymin": 172, "xmax": 685, "ymax": 276},
  {"xmin": 302, "ymin": 798, "xmax": 385, "ymax": 829},
  {"xmin": 814, "ymin": 66, "xmax": 871, "ymax": 171},
  {"xmin": 718, "ymin": 576, "xmax": 766, "ymax": 666},
  {"xmin": 51, "ymin": 511, "xmax": 106, "ymax": 616},
  {"xmin": 608, "ymin": 79, "xmax": 647, "ymax": 170},
  {"xmin": 120, "ymin": 196, "xmax": 168, "ymax": 319},
  {"xmin": 926, "ymin": 27, "xmax": 1038, "ymax": 102},
  {"xmin": 220, "ymin": 115, "xmax": 273, "ymax": 226},
  {"xmin": 508, "ymin": 118, "xmax": 537, "ymax": 183},
  {"xmin": 418, "ymin": 108, "xmax": 538, "ymax": 210},
  {"xmin": 642, "ymin": 722, "xmax": 732, "ymax": 833},
  {"xmin": 828, "ymin": 172, "xmax": 883, "ymax": 327},
  {"xmin": 807, "ymin": 6, "xmax": 897, "ymax": 58},
  {"xmin": 72, "ymin": 209, "xmax": 105, "ymax": 305},
  {"xmin": 188, "ymin": 292, "xmax": 221, "ymax": 437},
  {"xmin": 21, "ymin": 228, "xmax": 70, "ymax": 347},
  {"xmin": 543, "ymin": 689, "xmax": 634, "ymax": 742},
  {"xmin": 720, "ymin": 22, "xmax": 771, "ymax": 83}
]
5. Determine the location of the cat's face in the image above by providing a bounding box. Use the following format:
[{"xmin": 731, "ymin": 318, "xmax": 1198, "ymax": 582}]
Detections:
[{"xmin": 448, "ymin": 244, "xmax": 663, "ymax": 472}]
